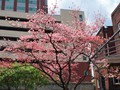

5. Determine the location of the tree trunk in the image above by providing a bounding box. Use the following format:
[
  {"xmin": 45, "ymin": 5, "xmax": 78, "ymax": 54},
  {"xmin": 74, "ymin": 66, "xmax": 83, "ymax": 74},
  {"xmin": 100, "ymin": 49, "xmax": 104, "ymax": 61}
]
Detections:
[
  {"xmin": 63, "ymin": 86, "xmax": 69, "ymax": 90},
  {"xmin": 7, "ymin": 86, "xmax": 11, "ymax": 90}
]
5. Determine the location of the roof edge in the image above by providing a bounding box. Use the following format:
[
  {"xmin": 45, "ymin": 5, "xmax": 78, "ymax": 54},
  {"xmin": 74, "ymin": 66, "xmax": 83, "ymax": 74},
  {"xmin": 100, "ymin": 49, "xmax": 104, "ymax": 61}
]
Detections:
[{"xmin": 111, "ymin": 3, "xmax": 120, "ymax": 17}]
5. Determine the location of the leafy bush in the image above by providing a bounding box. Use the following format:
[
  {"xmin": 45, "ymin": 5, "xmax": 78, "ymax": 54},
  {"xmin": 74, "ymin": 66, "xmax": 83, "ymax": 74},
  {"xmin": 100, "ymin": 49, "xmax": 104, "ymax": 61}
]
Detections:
[{"xmin": 0, "ymin": 63, "xmax": 49, "ymax": 90}]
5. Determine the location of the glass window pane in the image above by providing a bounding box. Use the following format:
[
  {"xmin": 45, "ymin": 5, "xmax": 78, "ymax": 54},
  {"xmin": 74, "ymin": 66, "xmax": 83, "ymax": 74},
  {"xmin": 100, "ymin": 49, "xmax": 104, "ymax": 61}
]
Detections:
[
  {"xmin": 44, "ymin": 0, "xmax": 47, "ymax": 5},
  {"xmin": 5, "ymin": 0, "xmax": 14, "ymax": 11},
  {"xmin": 0, "ymin": 0, "xmax": 2, "ymax": 9},
  {"xmin": 18, "ymin": 0, "xmax": 25, "ymax": 3},
  {"xmin": 17, "ymin": 1, "xmax": 25, "ymax": 12},
  {"xmin": 17, "ymin": 6, "xmax": 25, "ymax": 12},
  {"xmin": 29, "ymin": 0, "xmax": 37, "ymax": 13}
]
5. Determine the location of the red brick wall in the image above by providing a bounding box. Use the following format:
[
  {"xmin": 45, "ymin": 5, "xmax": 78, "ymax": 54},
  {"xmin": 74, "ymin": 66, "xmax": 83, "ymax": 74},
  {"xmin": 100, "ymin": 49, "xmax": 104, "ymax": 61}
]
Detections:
[
  {"xmin": 112, "ymin": 3, "xmax": 120, "ymax": 55},
  {"xmin": 76, "ymin": 62, "xmax": 91, "ymax": 82},
  {"xmin": 112, "ymin": 4, "xmax": 120, "ymax": 33},
  {"xmin": 97, "ymin": 26, "xmax": 115, "ymax": 57},
  {"xmin": 63, "ymin": 62, "xmax": 91, "ymax": 83},
  {"xmin": 94, "ymin": 68, "xmax": 109, "ymax": 90}
]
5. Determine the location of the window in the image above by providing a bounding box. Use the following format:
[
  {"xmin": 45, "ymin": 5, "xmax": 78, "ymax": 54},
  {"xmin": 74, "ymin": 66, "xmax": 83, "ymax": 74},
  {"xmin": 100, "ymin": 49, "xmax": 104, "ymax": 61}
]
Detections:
[
  {"xmin": 112, "ymin": 77, "xmax": 120, "ymax": 85},
  {"xmin": 84, "ymin": 70, "xmax": 89, "ymax": 76},
  {"xmin": 0, "ymin": 0, "xmax": 2, "ymax": 7},
  {"xmin": 79, "ymin": 15, "xmax": 83, "ymax": 21},
  {"xmin": 5, "ymin": 6, "xmax": 13, "ymax": 10},
  {"xmin": 44, "ymin": 0, "xmax": 47, "ymax": 5},
  {"xmin": 44, "ymin": 7, "xmax": 48, "ymax": 13},
  {"xmin": 29, "ymin": 7, "xmax": 37, "ymax": 13},
  {"xmin": 83, "ymin": 55, "xmax": 87, "ymax": 60},
  {"xmin": 29, "ymin": 0, "xmax": 37, "ymax": 4},
  {"xmin": 17, "ymin": 1, "xmax": 25, "ymax": 12},
  {"xmin": 29, "ymin": 0, "xmax": 37, "ymax": 13},
  {"xmin": 5, "ymin": 0, "xmax": 14, "ymax": 11},
  {"xmin": 17, "ymin": 6, "xmax": 25, "ymax": 11},
  {"xmin": 18, "ymin": 0, "xmax": 25, "ymax": 3}
]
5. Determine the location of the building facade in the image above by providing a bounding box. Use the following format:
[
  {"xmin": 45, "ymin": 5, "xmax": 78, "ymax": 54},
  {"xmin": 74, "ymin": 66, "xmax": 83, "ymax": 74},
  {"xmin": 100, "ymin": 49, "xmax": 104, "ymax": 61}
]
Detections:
[
  {"xmin": 0, "ymin": 9, "xmax": 91, "ymax": 83},
  {"xmin": 112, "ymin": 3, "xmax": 120, "ymax": 55},
  {"xmin": 0, "ymin": 0, "xmax": 47, "ymax": 13},
  {"xmin": 95, "ymin": 3, "xmax": 120, "ymax": 90},
  {"xmin": 0, "ymin": 9, "xmax": 85, "ymax": 62}
]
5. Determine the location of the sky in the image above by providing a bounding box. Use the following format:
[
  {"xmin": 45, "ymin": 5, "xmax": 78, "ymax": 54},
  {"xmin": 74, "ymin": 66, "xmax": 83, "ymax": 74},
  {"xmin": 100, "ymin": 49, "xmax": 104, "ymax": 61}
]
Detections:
[{"xmin": 48, "ymin": 0, "xmax": 120, "ymax": 26}]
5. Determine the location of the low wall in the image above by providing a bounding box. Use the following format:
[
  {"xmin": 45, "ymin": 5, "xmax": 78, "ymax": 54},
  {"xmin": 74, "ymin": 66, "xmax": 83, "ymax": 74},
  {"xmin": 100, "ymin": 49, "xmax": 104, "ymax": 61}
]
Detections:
[
  {"xmin": 40, "ymin": 83, "xmax": 95, "ymax": 90},
  {"xmin": 0, "ymin": 83, "xmax": 95, "ymax": 90}
]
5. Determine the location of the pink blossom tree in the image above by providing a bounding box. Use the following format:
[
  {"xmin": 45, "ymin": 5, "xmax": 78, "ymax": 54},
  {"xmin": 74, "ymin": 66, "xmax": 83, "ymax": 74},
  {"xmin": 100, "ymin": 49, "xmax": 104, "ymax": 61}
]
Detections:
[{"xmin": 2, "ymin": 9, "xmax": 105, "ymax": 90}]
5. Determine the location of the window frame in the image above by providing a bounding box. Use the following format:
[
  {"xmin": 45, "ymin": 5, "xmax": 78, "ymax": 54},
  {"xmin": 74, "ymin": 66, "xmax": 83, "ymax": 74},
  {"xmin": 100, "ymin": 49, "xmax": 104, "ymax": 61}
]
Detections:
[{"xmin": 112, "ymin": 77, "xmax": 120, "ymax": 85}]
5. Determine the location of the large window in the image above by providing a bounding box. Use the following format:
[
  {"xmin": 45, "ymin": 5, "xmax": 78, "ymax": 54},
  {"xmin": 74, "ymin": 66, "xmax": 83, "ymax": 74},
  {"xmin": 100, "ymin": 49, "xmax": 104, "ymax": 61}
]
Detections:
[
  {"xmin": 83, "ymin": 70, "xmax": 89, "ymax": 76},
  {"xmin": 44, "ymin": 0, "xmax": 47, "ymax": 5},
  {"xmin": 29, "ymin": 0, "xmax": 37, "ymax": 13},
  {"xmin": 83, "ymin": 55, "xmax": 87, "ymax": 60},
  {"xmin": 17, "ymin": 0, "xmax": 25, "ymax": 12},
  {"xmin": 29, "ymin": 7, "xmax": 36, "ymax": 12},
  {"xmin": 6, "ymin": 0, "xmax": 13, "ymax": 1},
  {"xmin": 5, "ymin": 0, "xmax": 14, "ymax": 11},
  {"xmin": 29, "ymin": 0, "xmax": 37, "ymax": 4},
  {"xmin": 0, "ymin": 0, "xmax": 2, "ymax": 9}
]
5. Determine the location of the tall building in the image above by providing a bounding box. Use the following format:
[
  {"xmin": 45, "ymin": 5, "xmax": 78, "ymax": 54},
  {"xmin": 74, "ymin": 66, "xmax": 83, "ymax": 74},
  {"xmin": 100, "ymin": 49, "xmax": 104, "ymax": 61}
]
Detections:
[{"xmin": 0, "ymin": 0, "xmax": 48, "ymax": 13}]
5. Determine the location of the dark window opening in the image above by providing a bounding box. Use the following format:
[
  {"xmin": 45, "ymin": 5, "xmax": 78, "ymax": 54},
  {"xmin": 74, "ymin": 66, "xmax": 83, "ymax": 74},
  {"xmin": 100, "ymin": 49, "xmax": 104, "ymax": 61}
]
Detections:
[
  {"xmin": 0, "ymin": 46, "xmax": 6, "ymax": 51},
  {"xmin": 79, "ymin": 15, "xmax": 83, "ymax": 21},
  {"xmin": 55, "ymin": 21, "xmax": 61, "ymax": 23},
  {"xmin": 83, "ymin": 55, "xmax": 87, "ymax": 60},
  {"xmin": 83, "ymin": 70, "xmax": 89, "ymax": 76},
  {"xmin": 0, "ymin": 36, "xmax": 18, "ymax": 41}
]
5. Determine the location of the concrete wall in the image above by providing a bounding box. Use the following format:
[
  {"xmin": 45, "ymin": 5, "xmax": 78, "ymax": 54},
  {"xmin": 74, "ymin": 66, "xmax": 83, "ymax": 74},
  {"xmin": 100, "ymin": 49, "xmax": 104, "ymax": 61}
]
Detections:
[
  {"xmin": 53, "ymin": 9, "xmax": 85, "ymax": 26},
  {"xmin": 0, "ymin": 10, "xmax": 28, "ymax": 18},
  {"xmin": 0, "ymin": 83, "xmax": 95, "ymax": 90},
  {"xmin": 40, "ymin": 83, "xmax": 94, "ymax": 90}
]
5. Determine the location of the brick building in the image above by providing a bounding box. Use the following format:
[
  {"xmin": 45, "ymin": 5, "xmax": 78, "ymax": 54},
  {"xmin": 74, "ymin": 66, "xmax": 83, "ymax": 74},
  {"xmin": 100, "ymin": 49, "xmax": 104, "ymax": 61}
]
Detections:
[
  {"xmin": 96, "ymin": 26, "xmax": 116, "ymax": 57},
  {"xmin": 112, "ymin": 3, "xmax": 120, "ymax": 55},
  {"xmin": 95, "ymin": 26, "xmax": 115, "ymax": 90},
  {"xmin": 95, "ymin": 3, "xmax": 120, "ymax": 90}
]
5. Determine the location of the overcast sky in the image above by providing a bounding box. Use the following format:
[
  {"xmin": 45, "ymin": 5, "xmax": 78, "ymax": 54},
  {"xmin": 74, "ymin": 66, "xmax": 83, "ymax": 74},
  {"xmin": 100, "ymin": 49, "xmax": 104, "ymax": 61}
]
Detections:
[{"xmin": 48, "ymin": 0, "xmax": 119, "ymax": 26}]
